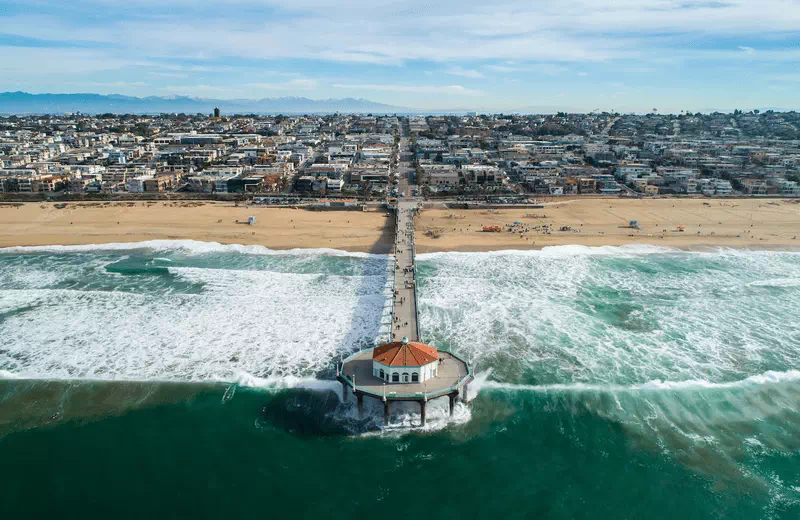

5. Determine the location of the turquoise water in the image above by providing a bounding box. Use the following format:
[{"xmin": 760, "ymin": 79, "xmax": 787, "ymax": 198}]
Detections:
[{"xmin": 2, "ymin": 241, "xmax": 800, "ymax": 518}]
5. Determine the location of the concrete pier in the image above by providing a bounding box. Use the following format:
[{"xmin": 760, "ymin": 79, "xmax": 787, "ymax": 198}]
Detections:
[
  {"xmin": 338, "ymin": 198, "xmax": 472, "ymax": 427},
  {"xmin": 391, "ymin": 200, "xmax": 420, "ymax": 342}
]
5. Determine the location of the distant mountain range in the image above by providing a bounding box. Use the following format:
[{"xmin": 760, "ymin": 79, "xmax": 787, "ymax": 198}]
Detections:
[{"xmin": 0, "ymin": 91, "xmax": 409, "ymax": 115}]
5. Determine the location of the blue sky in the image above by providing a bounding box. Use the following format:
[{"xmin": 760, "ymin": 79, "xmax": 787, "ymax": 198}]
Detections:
[{"xmin": 1, "ymin": 0, "xmax": 799, "ymax": 112}]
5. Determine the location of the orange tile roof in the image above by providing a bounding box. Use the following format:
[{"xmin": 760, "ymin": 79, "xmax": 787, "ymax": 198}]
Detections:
[{"xmin": 372, "ymin": 341, "xmax": 438, "ymax": 367}]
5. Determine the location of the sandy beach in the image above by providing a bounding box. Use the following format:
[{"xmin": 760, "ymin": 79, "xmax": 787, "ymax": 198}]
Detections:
[
  {"xmin": 0, "ymin": 201, "xmax": 395, "ymax": 253},
  {"xmin": 416, "ymin": 198, "xmax": 800, "ymax": 252},
  {"xmin": 2, "ymin": 198, "xmax": 799, "ymax": 252}
]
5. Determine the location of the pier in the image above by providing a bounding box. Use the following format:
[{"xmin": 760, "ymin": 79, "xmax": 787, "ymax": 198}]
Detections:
[
  {"xmin": 338, "ymin": 200, "xmax": 473, "ymax": 427},
  {"xmin": 391, "ymin": 201, "xmax": 420, "ymax": 342}
]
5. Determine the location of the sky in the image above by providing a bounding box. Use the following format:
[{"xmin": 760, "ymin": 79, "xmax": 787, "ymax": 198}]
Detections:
[{"xmin": 1, "ymin": 0, "xmax": 799, "ymax": 112}]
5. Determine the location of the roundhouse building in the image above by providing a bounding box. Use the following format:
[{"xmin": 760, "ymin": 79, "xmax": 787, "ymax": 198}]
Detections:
[{"xmin": 372, "ymin": 338, "xmax": 439, "ymax": 384}]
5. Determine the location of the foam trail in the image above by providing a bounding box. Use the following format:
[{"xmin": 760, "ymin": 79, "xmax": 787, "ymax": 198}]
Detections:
[
  {"xmin": 481, "ymin": 370, "xmax": 800, "ymax": 394},
  {"xmin": 351, "ymin": 399, "xmax": 473, "ymax": 436},
  {"xmin": 0, "ymin": 239, "xmax": 386, "ymax": 259},
  {"xmin": 466, "ymin": 368, "xmax": 493, "ymax": 401},
  {"xmin": 233, "ymin": 372, "xmax": 342, "ymax": 394},
  {"xmin": 748, "ymin": 278, "xmax": 800, "ymax": 288}
]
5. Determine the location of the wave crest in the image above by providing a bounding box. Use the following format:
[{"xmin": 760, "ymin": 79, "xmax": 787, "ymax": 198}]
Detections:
[
  {"xmin": 477, "ymin": 370, "xmax": 800, "ymax": 394},
  {"xmin": 0, "ymin": 239, "xmax": 387, "ymax": 259}
]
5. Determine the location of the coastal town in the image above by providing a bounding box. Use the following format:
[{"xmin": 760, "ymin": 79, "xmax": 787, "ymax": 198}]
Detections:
[{"xmin": 1, "ymin": 110, "xmax": 799, "ymax": 200}]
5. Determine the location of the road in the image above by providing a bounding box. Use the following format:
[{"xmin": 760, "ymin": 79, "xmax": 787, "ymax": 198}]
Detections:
[
  {"xmin": 395, "ymin": 132, "xmax": 417, "ymax": 198},
  {"xmin": 600, "ymin": 116, "xmax": 620, "ymax": 137}
]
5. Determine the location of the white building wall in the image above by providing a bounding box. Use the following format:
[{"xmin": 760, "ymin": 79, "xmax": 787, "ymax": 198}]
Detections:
[{"xmin": 372, "ymin": 360, "xmax": 438, "ymax": 383}]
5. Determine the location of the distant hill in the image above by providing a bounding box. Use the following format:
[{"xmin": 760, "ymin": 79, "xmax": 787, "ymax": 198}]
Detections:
[{"xmin": 0, "ymin": 91, "xmax": 409, "ymax": 115}]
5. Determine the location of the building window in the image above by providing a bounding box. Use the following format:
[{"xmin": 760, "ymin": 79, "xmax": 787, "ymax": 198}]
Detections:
[
  {"xmin": 412, "ymin": 373, "xmax": 419, "ymax": 382},
  {"xmin": 403, "ymin": 373, "xmax": 409, "ymax": 383},
  {"xmin": 392, "ymin": 373, "xmax": 399, "ymax": 382},
  {"xmin": 379, "ymin": 369, "xmax": 385, "ymax": 380}
]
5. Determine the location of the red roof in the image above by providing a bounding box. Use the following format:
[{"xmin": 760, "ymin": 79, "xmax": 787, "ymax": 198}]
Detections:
[{"xmin": 372, "ymin": 341, "xmax": 438, "ymax": 367}]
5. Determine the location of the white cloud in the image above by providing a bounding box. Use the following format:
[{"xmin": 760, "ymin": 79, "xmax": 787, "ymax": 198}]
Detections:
[
  {"xmin": 159, "ymin": 85, "xmax": 236, "ymax": 97},
  {"xmin": 158, "ymin": 78, "xmax": 319, "ymax": 97},
  {"xmin": 3, "ymin": 2, "xmax": 800, "ymax": 68},
  {"xmin": 486, "ymin": 65, "xmax": 518, "ymax": 73},
  {"xmin": 770, "ymin": 74, "xmax": 800, "ymax": 82},
  {"xmin": 3, "ymin": 0, "xmax": 800, "ymax": 111},
  {"xmin": 445, "ymin": 66, "xmax": 484, "ymax": 78},
  {"xmin": 148, "ymin": 71, "xmax": 188, "ymax": 78},
  {"xmin": 332, "ymin": 83, "xmax": 482, "ymax": 95},
  {"xmin": 81, "ymin": 81, "xmax": 149, "ymax": 87},
  {"xmin": 245, "ymin": 79, "xmax": 319, "ymax": 91}
]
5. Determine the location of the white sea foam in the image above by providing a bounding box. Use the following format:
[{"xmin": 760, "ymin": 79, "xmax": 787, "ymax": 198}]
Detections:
[
  {"xmin": 478, "ymin": 370, "xmax": 800, "ymax": 394},
  {"xmin": 0, "ymin": 239, "xmax": 387, "ymax": 259},
  {"xmin": 3, "ymin": 245, "xmax": 800, "ymax": 399},
  {"xmin": 0, "ymin": 261, "xmax": 392, "ymax": 381},
  {"xmin": 350, "ymin": 398, "xmax": 473, "ymax": 436},
  {"xmin": 232, "ymin": 371, "xmax": 342, "ymax": 393},
  {"xmin": 419, "ymin": 246, "xmax": 800, "ymax": 387},
  {"xmin": 748, "ymin": 278, "xmax": 800, "ymax": 287}
]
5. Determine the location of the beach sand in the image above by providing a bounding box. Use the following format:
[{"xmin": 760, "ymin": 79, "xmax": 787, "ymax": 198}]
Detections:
[
  {"xmin": 0, "ymin": 201, "xmax": 395, "ymax": 253},
  {"xmin": 2, "ymin": 198, "xmax": 799, "ymax": 252},
  {"xmin": 415, "ymin": 198, "xmax": 800, "ymax": 252}
]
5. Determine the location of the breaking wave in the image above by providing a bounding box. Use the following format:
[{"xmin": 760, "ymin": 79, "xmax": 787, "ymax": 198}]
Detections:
[
  {"xmin": 0, "ymin": 239, "xmax": 387, "ymax": 259},
  {"xmin": 476, "ymin": 370, "xmax": 800, "ymax": 394}
]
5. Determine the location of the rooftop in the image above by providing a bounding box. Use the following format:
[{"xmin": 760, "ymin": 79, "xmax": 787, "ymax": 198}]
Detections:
[
  {"xmin": 373, "ymin": 340, "xmax": 438, "ymax": 367},
  {"xmin": 341, "ymin": 349, "xmax": 470, "ymax": 400}
]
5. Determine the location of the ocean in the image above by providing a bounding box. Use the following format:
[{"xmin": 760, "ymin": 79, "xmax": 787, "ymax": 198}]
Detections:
[{"xmin": 1, "ymin": 241, "xmax": 799, "ymax": 519}]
